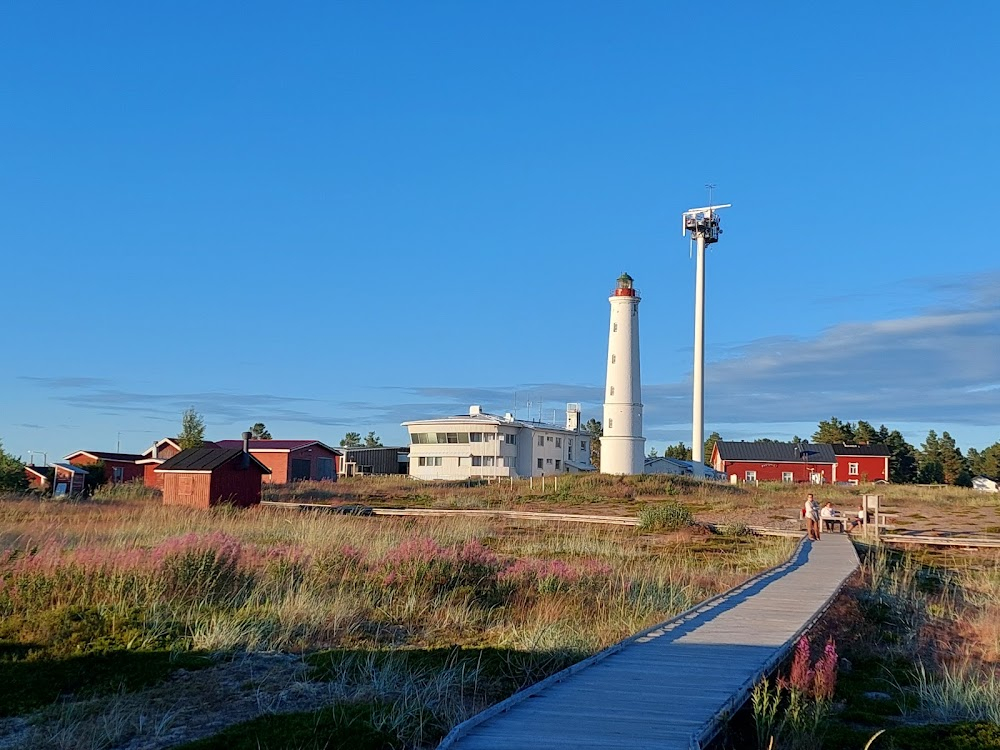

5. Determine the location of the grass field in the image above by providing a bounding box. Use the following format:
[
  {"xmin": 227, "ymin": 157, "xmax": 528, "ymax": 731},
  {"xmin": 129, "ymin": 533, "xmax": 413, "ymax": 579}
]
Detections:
[
  {"xmin": 0, "ymin": 486, "xmax": 793, "ymax": 749},
  {"xmin": 2, "ymin": 475, "xmax": 997, "ymax": 749}
]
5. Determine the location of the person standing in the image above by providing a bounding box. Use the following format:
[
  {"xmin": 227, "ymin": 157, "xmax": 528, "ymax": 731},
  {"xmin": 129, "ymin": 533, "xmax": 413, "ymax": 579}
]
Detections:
[{"xmin": 804, "ymin": 493, "xmax": 821, "ymax": 540}]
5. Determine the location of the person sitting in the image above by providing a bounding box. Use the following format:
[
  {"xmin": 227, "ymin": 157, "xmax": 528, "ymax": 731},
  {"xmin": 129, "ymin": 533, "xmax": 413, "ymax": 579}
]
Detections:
[
  {"xmin": 848, "ymin": 504, "xmax": 867, "ymax": 532},
  {"xmin": 820, "ymin": 502, "xmax": 843, "ymax": 532}
]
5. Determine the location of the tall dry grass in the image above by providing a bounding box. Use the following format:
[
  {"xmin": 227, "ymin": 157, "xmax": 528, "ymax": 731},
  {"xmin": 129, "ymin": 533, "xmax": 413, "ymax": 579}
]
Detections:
[{"xmin": 0, "ymin": 497, "xmax": 794, "ymax": 657}]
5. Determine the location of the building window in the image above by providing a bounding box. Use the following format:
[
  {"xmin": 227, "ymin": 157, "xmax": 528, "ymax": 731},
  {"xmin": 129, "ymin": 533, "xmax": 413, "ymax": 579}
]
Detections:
[
  {"xmin": 505, "ymin": 457, "xmax": 516, "ymax": 467},
  {"xmin": 472, "ymin": 456, "xmax": 482, "ymax": 467},
  {"xmin": 849, "ymin": 462, "xmax": 859, "ymax": 476},
  {"xmin": 609, "ymin": 386, "xmax": 615, "ymax": 396},
  {"xmin": 546, "ymin": 458, "xmax": 553, "ymax": 464},
  {"xmin": 504, "ymin": 434, "xmax": 516, "ymax": 444},
  {"xmin": 782, "ymin": 472, "xmax": 793, "ymax": 483},
  {"xmin": 470, "ymin": 432, "xmax": 482, "ymax": 442},
  {"xmin": 555, "ymin": 437, "xmax": 561, "ymax": 448},
  {"xmin": 418, "ymin": 457, "xmax": 443, "ymax": 467},
  {"xmin": 848, "ymin": 479, "xmax": 859, "ymax": 486},
  {"xmin": 546, "ymin": 436, "xmax": 553, "ymax": 442},
  {"xmin": 568, "ymin": 445, "xmax": 573, "ymax": 460},
  {"xmin": 581, "ymin": 440, "xmax": 586, "ymax": 449},
  {"xmin": 483, "ymin": 456, "xmax": 495, "ymax": 467},
  {"xmin": 611, "ymin": 354, "xmax": 616, "ymax": 364},
  {"xmin": 745, "ymin": 471, "xmax": 757, "ymax": 482},
  {"xmin": 555, "ymin": 460, "xmax": 561, "ymax": 470},
  {"xmin": 538, "ymin": 435, "xmax": 544, "ymax": 447},
  {"xmin": 112, "ymin": 466, "xmax": 124, "ymax": 483},
  {"xmin": 537, "ymin": 458, "xmax": 543, "ymax": 469},
  {"xmin": 484, "ymin": 432, "xmax": 495, "ymax": 441}
]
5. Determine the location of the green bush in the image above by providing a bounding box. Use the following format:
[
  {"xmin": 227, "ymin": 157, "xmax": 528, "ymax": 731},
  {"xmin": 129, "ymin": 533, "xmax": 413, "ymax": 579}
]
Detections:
[{"xmin": 638, "ymin": 502, "xmax": 693, "ymax": 531}]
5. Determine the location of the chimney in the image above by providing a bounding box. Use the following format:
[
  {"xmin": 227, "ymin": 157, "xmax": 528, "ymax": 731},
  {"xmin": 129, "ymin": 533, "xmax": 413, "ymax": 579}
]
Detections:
[
  {"xmin": 470, "ymin": 405, "xmax": 482, "ymax": 417},
  {"xmin": 241, "ymin": 431, "xmax": 252, "ymax": 468},
  {"xmin": 151, "ymin": 440, "xmax": 158, "ymax": 459}
]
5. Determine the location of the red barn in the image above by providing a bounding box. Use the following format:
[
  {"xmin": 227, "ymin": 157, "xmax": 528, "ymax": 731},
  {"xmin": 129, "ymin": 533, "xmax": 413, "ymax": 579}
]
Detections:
[
  {"xmin": 155, "ymin": 446, "xmax": 271, "ymax": 509},
  {"xmin": 712, "ymin": 441, "xmax": 838, "ymax": 484},
  {"xmin": 214, "ymin": 440, "xmax": 338, "ymax": 484},
  {"xmin": 832, "ymin": 443, "xmax": 890, "ymax": 484},
  {"xmin": 64, "ymin": 450, "xmax": 144, "ymax": 484},
  {"xmin": 137, "ymin": 438, "xmax": 219, "ymax": 489}
]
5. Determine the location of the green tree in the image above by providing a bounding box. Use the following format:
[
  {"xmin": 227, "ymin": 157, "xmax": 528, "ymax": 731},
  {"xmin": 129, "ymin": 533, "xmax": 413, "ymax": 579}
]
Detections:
[
  {"xmin": 179, "ymin": 408, "xmax": 206, "ymax": 449},
  {"xmin": 364, "ymin": 431, "xmax": 382, "ymax": 447},
  {"xmin": 0, "ymin": 440, "xmax": 27, "ymax": 492},
  {"xmin": 648, "ymin": 446, "xmax": 659, "ymax": 458},
  {"xmin": 704, "ymin": 431, "xmax": 721, "ymax": 462},
  {"xmin": 250, "ymin": 423, "xmax": 272, "ymax": 440},
  {"xmin": 884, "ymin": 429, "xmax": 918, "ymax": 484},
  {"xmin": 340, "ymin": 432, "xmax": 362, "ymax": 447},
  {"xmin": 968, "ymin": 442, "xmax": 1000, "ymax": 480},
  {"xmin": 664, "ymin": 442, "xmax": 691, "ymax": 460},
  {"xmin": 812, "ymin": 417, "xmax": 855, "ymax": 444},
  {"xmin": 938, "ymin": 432, "xmax": 968, "ymax": 485},
  {"xmin": 854, "ymin": 420, "xmax": 879, "ymax": 444},
  {"xmin": 917, "ymin": 460, "xmax": 945, "ymax": 484},
  {"xmin": 583, "ymin": 419, "xmax": 602, "ymax": 469}
]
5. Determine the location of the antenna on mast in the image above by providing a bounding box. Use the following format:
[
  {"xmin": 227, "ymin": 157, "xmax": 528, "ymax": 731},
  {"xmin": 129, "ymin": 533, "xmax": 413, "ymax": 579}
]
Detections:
[{"xmin": 683, "ymin": 191, "xmax": 732, "ymax": 478}]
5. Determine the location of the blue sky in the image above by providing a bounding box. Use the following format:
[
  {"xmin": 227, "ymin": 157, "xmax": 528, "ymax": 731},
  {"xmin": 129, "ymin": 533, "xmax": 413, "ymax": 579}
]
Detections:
[{"xmin": 1, "ymin": 1, "xmax": 998, "ymax": 461}]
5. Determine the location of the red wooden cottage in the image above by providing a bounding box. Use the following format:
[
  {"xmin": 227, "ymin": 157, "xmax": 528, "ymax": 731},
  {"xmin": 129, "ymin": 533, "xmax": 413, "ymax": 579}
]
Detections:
[
  {"xmin": 155, "ymin": 438, "xmax": 271, "ymax": 509},
  {"xmin": 214, "ymin": 439, "xmax": 338, "ymax": 484},
  {"xmin": 24, "ymin": 465, "xmax": 52, "ymax": 491},
  {"xmin": 831, "ymin": 443, "xmax": 890, "ymax": 484},
  {"xmin": 711, "ymin": 441, "xmax": 838, "ymax": 484},
  {"xmin": 137, "ymin": 437, "xmax": 219, "ymax": 489},
  {"xmin": 64, "ymin": 450, "xmax": 144, "ymax": 484}
]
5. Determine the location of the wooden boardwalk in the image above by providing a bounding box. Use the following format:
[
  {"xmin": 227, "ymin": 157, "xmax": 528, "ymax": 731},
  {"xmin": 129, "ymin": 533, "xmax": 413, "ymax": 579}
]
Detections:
[{"xmin": 439, "ymin": 533, "xmax": 859, "ymax": 750}]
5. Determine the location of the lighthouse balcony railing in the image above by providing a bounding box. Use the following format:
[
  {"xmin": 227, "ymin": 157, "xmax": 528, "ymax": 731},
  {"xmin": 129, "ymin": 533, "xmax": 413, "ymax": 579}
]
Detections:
[{"xmin": 610, "ymin": 287, "xmax": 640, "ymax": 297}]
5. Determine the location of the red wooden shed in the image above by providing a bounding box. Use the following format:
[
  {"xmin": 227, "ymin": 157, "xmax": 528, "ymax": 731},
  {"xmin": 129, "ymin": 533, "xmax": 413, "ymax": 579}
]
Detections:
[
  {"xmin": 64, "ymin": 450, "xmax": 144, "ymax": 484},
  {"xmin": 155, "ymin": 444, "xmax": 271, "ymax": 509},
  {"xmin": 214, "ymin": 439, "xmax": 338, "ymax": 484},
  {"xmin": 138, "ymin": 437, "xmax": 219, "ymax": 489}
]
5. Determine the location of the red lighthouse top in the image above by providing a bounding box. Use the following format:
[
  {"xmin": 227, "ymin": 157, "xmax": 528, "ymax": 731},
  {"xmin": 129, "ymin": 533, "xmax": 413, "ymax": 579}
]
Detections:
[{"xmin": 613, "ymin": 272, "xmax": 636, "ymax": 297}]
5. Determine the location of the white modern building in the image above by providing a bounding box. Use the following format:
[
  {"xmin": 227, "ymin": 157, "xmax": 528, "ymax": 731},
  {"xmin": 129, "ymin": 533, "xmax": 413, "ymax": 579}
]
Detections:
[
  {"xmin": 601, "ymin": 272, "xmax": 645, "ymax": 475},
  {"xmin": 403, "ymin": 404, "xmax": 596, "ymax": 480}
]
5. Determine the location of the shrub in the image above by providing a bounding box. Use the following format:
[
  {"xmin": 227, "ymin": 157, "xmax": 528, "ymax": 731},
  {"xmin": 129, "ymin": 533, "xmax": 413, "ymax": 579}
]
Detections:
[{"xmin": 638, "ymin": 502, "xmax": 693, "ymax": 531}]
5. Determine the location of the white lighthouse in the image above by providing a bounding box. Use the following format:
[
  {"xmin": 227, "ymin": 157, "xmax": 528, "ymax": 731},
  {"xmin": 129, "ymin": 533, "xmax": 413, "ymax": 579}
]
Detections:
[{"xmin": 602, "ymin": 272, "xmax": 645, "ymax": 475}]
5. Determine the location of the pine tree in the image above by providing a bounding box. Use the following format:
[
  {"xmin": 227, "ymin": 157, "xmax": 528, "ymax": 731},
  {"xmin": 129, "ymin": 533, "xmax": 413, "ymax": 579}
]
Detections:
[
  {"xmin": 364, "ymin": 431, "xmax": 383, "ymax": 447},
  {"xmin": 812, "ymin": 417, "xmax": 855, "ymax": 444},
  {"xmin": 885, "ymin": 430, "xmax": 918, "ymax": 484},
  {"xmin": 664, "ymin": 442, "xmax": 691, "ymax": 460},
  {"xmin": 704, "ymin": 431, "xmax": 722, "ymax": 462},
  {"xmin": 938, "ymin": 432, "xmax": 968, "ymax": 485},
  {"xmin": 648, "ymin": 447, "xmax": 659, "ymax": 458},
  {"xmin": 854, "ymin": 420, "xmax": 879, "ymax": 444},
  {"xmin": 340, "ymin": 432, "xmax": 362, "ymax": 447},
  {"xmin": 250, "ymin": 423, "xmax": 272, "ymax": 440}
]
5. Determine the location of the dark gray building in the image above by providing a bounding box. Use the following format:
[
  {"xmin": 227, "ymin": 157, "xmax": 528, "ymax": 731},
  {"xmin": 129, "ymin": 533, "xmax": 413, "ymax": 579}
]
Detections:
[{"xmin": 334, "ymin": 446, "xmax": 409, "ymax": 476}]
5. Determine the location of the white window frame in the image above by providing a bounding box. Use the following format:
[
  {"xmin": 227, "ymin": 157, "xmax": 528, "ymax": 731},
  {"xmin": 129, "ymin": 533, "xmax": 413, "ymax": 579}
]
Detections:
[
  {"xmin": 745, "ymin": 470, "xmax": 757, "ymax": 482},
  {"xmin": 781, "ymin": 471, "xmax": 794, "ymax": 483},
  {"xmin": 849, "ymin": 462, "xmax": 859, "ymax": 476}
]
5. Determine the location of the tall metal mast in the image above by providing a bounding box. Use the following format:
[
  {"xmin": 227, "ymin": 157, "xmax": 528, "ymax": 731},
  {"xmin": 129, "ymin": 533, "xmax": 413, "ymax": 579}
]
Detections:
[{"xmin": 682, "ymin": 198, "xmax": 731, "ymax": 477}]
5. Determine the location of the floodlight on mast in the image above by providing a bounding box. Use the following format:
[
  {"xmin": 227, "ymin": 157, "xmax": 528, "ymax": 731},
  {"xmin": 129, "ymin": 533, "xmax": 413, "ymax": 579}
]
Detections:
[{"xmin": 683, "ymin": 195, "xmax": 731, "ymax": 477}]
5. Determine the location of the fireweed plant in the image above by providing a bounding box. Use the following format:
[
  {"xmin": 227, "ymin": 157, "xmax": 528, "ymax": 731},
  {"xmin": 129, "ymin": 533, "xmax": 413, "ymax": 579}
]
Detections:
[{"xmin": 752, "ymin": 635, "xmax": 839, "ymax": 750}]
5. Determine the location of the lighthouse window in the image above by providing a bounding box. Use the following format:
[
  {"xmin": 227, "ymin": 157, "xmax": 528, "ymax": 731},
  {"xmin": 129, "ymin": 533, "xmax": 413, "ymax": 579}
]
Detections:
[
  {"xmin": 609, "ymin": 386, "xmax": 615, "ymax": 396},
  {"xmin": 611, "ymin": 355, "xmax": 616, "ymax": 364},
  {"xmin": 608, "ymin": 419, "xmax": 613, "ymax": 429},
  {"xmin": 613, "ymin": 323, "xmax": 618, "ymax": 332}
]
